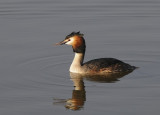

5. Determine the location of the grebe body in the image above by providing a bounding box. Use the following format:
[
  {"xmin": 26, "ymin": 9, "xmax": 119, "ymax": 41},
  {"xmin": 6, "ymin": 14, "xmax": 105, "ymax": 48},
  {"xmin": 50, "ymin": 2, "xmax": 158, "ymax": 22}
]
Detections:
[{"xmin": 56, "ymin": 32, "xmax": 136, "ymax": 74}]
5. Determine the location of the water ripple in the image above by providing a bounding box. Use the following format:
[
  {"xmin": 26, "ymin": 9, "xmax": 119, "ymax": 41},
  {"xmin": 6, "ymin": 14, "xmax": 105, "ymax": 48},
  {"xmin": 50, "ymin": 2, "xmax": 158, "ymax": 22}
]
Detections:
[{"xmin": 1, "ymin": 0, "xmax": 160, "ymax": 19}]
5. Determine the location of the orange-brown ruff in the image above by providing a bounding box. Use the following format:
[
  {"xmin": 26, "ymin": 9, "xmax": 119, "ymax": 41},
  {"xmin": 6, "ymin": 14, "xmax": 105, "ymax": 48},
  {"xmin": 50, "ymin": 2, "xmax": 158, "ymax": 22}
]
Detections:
[{"xmin": 56, "ymin": 32, "xmax": 136, "ymax": 74}]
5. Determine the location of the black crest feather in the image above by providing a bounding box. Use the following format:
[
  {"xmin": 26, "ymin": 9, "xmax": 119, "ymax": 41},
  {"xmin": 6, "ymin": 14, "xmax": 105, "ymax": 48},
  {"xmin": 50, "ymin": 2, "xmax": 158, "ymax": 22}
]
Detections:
[{"xmin": 65, "ymin": 31, "xmax": 84, "ymax": 39}]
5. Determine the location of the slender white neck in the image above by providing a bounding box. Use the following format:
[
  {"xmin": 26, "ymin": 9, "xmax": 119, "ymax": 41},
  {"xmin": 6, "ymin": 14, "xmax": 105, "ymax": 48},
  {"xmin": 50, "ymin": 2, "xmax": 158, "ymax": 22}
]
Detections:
[{"xmin": 69, "ymin": 53, "xmax": 85, "ymax": 73}]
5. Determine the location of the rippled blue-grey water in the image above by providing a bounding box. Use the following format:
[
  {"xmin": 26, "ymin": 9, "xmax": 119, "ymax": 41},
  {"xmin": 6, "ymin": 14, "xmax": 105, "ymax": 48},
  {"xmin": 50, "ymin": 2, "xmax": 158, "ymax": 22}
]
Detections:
[{"xmin": 0, "ymin": 0, "xmax": 160, "ymax": 114}]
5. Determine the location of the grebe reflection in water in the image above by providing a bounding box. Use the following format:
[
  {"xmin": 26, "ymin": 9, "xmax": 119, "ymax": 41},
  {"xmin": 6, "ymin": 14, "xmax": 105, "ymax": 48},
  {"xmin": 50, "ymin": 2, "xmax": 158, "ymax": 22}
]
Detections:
[
  {"xmin": 56, "ymin": 32, "xmax": 137, "ymax": 74},
  {"xmin": 53, "ymin": 71, "xmax": 133, "ymax": 110}
]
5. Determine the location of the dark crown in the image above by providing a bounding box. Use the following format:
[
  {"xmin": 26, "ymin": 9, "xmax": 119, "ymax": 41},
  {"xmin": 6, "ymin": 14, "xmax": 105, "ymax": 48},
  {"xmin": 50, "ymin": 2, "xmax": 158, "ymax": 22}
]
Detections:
[{"xmin": 65, "ymin": 31, "xmax": 84, "ymax": 39}]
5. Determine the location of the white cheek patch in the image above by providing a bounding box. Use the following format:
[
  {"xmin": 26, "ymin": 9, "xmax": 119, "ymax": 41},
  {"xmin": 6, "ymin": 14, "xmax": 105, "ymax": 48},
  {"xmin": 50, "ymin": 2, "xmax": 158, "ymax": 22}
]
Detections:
[{"xmin": 65, "ymin": 37, "xmax": 74, "ymax": 45}]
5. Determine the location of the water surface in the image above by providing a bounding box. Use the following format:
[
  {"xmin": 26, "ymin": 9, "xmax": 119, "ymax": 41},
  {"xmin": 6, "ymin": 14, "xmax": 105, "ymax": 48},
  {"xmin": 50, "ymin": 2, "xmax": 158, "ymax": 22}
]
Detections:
[{"xmin": 0, "ymin": 0, "xmax": 160, "ymax": 115}]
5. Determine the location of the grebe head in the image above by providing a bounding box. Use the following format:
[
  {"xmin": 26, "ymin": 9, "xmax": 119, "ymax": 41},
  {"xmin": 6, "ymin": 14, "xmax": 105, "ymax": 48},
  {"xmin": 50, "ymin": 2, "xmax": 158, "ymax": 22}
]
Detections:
[{"xmin": 56, "ymin": 31, "xmax": 86, "ymax": 53}]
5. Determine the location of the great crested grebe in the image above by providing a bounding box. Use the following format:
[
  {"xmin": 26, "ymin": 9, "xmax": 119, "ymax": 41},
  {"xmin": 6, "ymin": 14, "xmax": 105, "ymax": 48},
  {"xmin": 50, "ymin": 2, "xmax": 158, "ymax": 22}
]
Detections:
[{"xmin": 56, "ymin": 32, "xmax": 136, "ymax": 74}]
